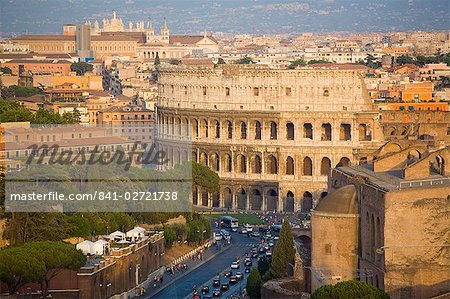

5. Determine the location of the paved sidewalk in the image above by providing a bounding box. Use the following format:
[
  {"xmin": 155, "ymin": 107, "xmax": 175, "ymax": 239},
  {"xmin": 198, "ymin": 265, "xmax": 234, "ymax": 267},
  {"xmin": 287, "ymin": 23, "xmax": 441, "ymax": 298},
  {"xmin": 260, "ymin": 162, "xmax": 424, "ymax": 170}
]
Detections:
[{"xmin": 142, "ymin": 242, "xmax": 232, "ymax": 298}]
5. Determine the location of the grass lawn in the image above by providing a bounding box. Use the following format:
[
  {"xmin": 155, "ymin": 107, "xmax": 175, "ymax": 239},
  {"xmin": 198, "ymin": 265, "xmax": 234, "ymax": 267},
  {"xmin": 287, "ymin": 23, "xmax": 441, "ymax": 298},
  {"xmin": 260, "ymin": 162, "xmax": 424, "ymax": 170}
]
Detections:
[{"xmin": 201, "ymin": 213, "xmax": 266, "ymax": 225}]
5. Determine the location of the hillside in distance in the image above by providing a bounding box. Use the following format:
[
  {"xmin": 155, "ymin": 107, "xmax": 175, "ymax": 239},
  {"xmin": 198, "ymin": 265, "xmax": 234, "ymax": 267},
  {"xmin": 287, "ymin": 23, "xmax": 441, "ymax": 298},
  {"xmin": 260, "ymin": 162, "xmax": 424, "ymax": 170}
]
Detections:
[{"xmin": 0, "ymin": 0, "xmax": 448, "ymax": 35}]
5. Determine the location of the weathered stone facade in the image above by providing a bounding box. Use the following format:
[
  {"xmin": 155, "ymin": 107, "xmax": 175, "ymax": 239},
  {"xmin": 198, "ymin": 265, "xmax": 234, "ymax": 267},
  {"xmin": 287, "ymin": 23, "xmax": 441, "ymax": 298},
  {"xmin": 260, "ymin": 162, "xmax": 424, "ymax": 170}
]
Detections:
[
  {"xmin": 156, "ymin": 65, "xmax": 386, "ymax": 212},
  {"xmin": 327, "ymin": 145, "xmax": 450, "ymax": 298}
]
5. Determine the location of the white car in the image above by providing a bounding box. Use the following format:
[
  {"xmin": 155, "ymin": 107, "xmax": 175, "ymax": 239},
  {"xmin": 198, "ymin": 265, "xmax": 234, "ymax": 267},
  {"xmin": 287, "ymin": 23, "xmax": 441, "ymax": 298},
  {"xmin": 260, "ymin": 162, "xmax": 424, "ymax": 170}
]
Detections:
[
  {"xmin": 240, "ymin": 228, "xmax": 248, "ymax": 234},
  {"xmin": 231, "ymin": 261, "xmax": 239, "ymax": 269},
  {"xmin": 243, "ymin": 224, "xmax": 253, "ymax": 232},
  {"xmin": 266, "ymin": 250, "xmax": 272, "ymax": 257}
]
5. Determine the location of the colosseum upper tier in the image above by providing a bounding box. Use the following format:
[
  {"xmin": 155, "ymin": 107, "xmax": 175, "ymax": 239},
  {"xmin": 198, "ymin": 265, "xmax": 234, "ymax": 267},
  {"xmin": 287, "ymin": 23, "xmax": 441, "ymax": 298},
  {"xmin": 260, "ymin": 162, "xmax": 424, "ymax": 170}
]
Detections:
[{"xmin": 156, "ymin": 65, "xmax": 386, "ymax": 212}]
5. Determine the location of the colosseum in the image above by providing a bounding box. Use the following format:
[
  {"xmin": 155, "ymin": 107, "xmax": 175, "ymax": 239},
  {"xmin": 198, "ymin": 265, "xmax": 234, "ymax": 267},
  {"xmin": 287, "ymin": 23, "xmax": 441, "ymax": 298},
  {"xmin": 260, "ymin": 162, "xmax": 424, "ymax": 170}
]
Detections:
[{"xmin": 156, "ymin": 64, "xmax": 389, "ymax": 212}]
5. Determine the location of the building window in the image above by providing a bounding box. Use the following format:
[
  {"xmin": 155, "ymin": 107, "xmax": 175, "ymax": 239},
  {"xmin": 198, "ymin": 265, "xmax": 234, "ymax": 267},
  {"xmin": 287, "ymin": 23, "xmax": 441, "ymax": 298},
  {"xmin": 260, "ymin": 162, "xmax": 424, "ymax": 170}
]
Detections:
[
  {"xmin": 255, "ymin": 121, "xmax": 262, "ymax": 140},
  {"xmin": 321, "ymin": 123, "xmax": 332, "ymax": 141},
  {"xmin": 203, "ymin": 86, "xmax": 207, "ymax": 95},
  {"xmin": 285, "ymin": 87, "xmax": 292, "ymax": 96},
  {"xmin": 323, "ymin": 89, "xmax": 329, "ymax": 97},
  {"xmin": 226, "ymin": 87, "xmax": 230, "ymax": 96},
  {"xmin": 304, "ymin": 123, "xmax": 313, "ymax": 139},
  {"xmin": 286, "ymin": 122, "xmax": 294, "ymax": 140},
  {"xmin": 253, "ymin": 87, "xmax": 259, "ymax": 96},
  {"xmin": 270, "ymin": 122, "xmax": 277, "ymax": 140}
]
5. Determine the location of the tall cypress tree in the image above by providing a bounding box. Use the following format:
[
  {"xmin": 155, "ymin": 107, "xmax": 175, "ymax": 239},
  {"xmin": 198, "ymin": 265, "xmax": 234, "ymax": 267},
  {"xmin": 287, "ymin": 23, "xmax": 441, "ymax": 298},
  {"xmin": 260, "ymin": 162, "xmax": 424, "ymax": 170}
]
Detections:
[
  {"xmin": 154, "ymin": 52, "xmax": 160, "ymax": 66},
  {"xmin": 266, "ymin": 218, "xmax": 295, "ymax": 279}
]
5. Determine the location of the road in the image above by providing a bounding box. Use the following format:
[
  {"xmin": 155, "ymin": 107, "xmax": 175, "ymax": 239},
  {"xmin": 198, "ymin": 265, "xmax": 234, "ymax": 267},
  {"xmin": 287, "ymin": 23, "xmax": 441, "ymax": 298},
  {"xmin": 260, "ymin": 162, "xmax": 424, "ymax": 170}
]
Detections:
[{"xmin": 149, "ymin": 232, "xmax": 259, "ymax": 299}]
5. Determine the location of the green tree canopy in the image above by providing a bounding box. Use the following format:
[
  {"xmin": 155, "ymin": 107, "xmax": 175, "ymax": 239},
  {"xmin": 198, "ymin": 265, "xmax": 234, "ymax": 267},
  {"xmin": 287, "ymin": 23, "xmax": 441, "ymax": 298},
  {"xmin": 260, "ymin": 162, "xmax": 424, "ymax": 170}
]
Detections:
[
  {"xmin": 311, "ymin": 280, "xmax": 390, "ymax": 299},
  {"xmin": 308, "ymin": 59, "xmax": 332, "ymax": 65},
  {"xmin": 192, "ymin": 161, "xmax": 220, "ymax": 194},
  {"xmin": 0, "ymin": 99, "xmax": 79, "ymax": 124},
  {"xmin": 154, "ymin": 52, "xmax": 161, "ymax": 66},
  {"xmin": 246, "ymin": 267, "xmax": 262, "ymax": 299},
  {"xmin": 1, "ymin": 85, "xmax": 43, "ymax": 98},
  {"xmin": 217, "ymin": 57, "xmax": 226, "ymax": 64},
  {"xmin": 0, "ymin": 247, "xmax": 46, "ymax": 294},
  {"xmin": 169, "ymin": 59, "xmax": 181, "ymax": 65},
  {"xmin": 265, "ymin": 219, "xmax": 295, "ymax": 280},
  {"xmin": 0, "ymin": 241, "xmax": 86, "ymax": 296},
  {"xmin": 0, "ymin": 67, "xmax": 12, "ymax": 74},
  {"xmin": 22, "ymin": 241, "xmax": 86, "ymax": 296},
  {"xmin": 288, "ymin": 59, "xmax": 307, "ymax": 69},
  {"xmin": 70, "ymin": 62, "xmax": 93, "ymax": 75},
  {"xmin": 236, "ymin": 56, "xmax": 254, "ymax": 64}
]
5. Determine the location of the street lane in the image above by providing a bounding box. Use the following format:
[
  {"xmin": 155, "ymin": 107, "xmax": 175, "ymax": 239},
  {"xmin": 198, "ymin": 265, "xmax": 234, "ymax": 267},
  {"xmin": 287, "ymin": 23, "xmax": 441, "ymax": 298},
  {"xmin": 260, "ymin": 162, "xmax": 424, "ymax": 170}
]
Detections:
[{"xmin": 150, "ymin": 233, "xmax": 259, "ymax": 299}]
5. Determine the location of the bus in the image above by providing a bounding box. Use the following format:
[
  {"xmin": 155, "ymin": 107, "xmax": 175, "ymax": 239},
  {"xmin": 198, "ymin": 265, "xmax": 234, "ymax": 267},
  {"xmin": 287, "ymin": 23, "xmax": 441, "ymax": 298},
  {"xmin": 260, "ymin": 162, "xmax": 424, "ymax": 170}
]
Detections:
[{"xmin": 221, "ymin": 216, "xmax": 239, "ymax": 231}]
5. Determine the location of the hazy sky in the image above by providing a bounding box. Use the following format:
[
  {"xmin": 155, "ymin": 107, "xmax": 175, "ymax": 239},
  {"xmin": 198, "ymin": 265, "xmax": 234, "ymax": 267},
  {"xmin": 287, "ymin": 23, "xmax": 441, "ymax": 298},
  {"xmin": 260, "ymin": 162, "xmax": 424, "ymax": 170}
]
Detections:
[{"xmin": 0, "ymin": 0, "xmax": 448, "ymax": 36}]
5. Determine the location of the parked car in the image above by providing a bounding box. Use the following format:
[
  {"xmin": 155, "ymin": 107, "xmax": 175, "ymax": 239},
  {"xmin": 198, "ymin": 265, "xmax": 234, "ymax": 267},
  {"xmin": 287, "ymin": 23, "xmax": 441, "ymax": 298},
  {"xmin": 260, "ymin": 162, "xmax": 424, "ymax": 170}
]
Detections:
[
  {"xmin": 245, "ymin": 267, "xmax": 251, "ymax": 273},
  {"xmin": 231, "ymin": 262, "xmax": 239, "ymax": 269},
  {"xmin": 244, "ymin": 260, "xmax": 252, "ymax": 267},
  {"xmin": 240, "ymin": 228, "xmax": 247, "ymax": 234},
  {"xmin": 266, "ymin": 250, "xmax": 272, "ymax": 257}
]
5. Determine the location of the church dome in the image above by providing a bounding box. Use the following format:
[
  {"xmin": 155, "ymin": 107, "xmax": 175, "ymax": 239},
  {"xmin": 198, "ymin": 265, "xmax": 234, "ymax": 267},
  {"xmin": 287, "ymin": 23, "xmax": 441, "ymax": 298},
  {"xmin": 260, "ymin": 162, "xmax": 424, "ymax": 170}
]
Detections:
[{"xmin": 314, "ymin": 185, "xmax": 358, "ymax": 215}]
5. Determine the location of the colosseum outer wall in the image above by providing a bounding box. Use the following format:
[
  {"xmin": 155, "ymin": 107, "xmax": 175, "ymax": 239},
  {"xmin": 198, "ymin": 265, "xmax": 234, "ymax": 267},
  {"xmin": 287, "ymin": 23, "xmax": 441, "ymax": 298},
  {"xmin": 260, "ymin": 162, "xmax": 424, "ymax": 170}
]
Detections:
[{"xmin": 156, "ymin": 65, "xmax": 386, "ymax": 212}]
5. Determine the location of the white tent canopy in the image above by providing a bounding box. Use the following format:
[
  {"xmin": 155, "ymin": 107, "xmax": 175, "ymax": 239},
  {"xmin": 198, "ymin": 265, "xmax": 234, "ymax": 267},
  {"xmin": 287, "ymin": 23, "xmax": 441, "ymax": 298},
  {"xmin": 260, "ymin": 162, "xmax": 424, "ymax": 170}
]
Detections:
[
  {"xmin": 109, "ymin": 230, "xmax": 125, "ymax": 241},
  {"xmin": 76, "ymin": 240, "xmax": 94, "ymax": 255},
  {"xmin": 126, "ymin": 226, "xmax": 146, "ymax": 240},
  {"xmin": 92, "ymin": 239, "xmax": 109, "ymax": 255}
]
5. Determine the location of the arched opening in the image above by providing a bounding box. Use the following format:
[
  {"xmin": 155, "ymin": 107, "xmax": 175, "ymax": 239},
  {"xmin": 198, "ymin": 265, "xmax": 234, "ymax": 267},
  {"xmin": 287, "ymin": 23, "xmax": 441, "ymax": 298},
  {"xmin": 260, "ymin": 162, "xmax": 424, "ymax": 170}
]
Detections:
[
  {"xmin": 320, "ymin": 191, "xmax": 328, "ymax": 199},
  {"xmin": 211, "ymin": 153, "xmax": 220, "ymax": 171},
  {"xmin": 285, "ymin": 191, "xmax": 295, "ymax": 212},
  {"xmin": 251, "ymin": 155, "xmax": 262, "ymax": 174},
  {"xmin": 223, "ymin": 188, "xmax": 232, "ymax": 209},
  {"xmin": 270, "ymin": 122, "xmax": 277, "ymax": 140},
  {"xmin": 429, "ymin": 155, "xmax": 445, "ymax": 175},
  {"xmin": 359, "ymin": 157, "xmax": 368, "ymax": 164},
  {"xmin": 227, "ymin": 121, "xmax": 233, "ymax": 139},
  {"xmin": 340, "ymin": 123, "xmax": 351, "ymax": 141},
  {"xmin": 223, "ymin": 154, "xmax": 232, "ymax": 172},
  {"xmin": 212, "ymin": 193, "xmax": 220, "ymax": 208},
  {"xmin": 301, "ymin": 192, "xmax": 312, "ymax": 213},
  {"xmin": 399, "ymin": 126, "xmax": 408, "ymax": 136},
  {"xmin": 202, "ymin": 119, "xmax": 208, "ymax": 138},
  {"xmin": 336, "ymin": 157, "xmax": 351, "ymax": 167},
  {"xmin": 192, "ymin": 151, "xmax": 198, "ymax": 162},
  {"xmin": 320, "ymin": 157, "xmax": 331, "ymax": 176},
  {"xmin": 303, "ymin": 123, "xmax": 313, "ymax": 139},
  {"xmin": 407, "ymin": 150, "xmax": 421, "ymax": 165},
  {"xmin": 267, "ymin": 189, "xmax": 278, "ymax": 212},
  {"xmin": 193, "ymin": 187, "xmax": 199, "ymax": 205},
  {"xmin": 303, "ymin": 156, "xmax": 312, "ymax": 176},
  {"xmin": 237, "ymin": 154, "xmax": 247, "ymax": 173},
  {"xmin": 240, "ymin": 122, "xmax": 247, "ymax": 139},
  {"xmin": 267, "ymin": 155, "xmax": 278, "ymax": 174},
  {"xmin": 286, "ymin": 156, "xmax": 295, "ymax": 175},
  {"xmin": 286, "ymin": 122, "xmax": 294, "ymax": 140},
  {"xmin": 359, "ymin": 124, "xmax": 371, "ymax": 141},
  {"xmin": 215, "ymin": 121, "xmax": 220, "ymax": 138},
  {"xmin": 386, "ymin": 127, "xmax": 397, "ymax": 137},
  {"xmin": 237, "ymin": 189, "xmax": 247, "ymax": 209},
  {"xmin": 193, "ymin": 119, "xmax": 199, "ymax": 137},
  {"xmin": 202, "ymin": 190, "xmax": 209, "ymax": 206},
  {"xmin": 200, "ymin": 152, "xmax": 208, "ymax": 166},
  {"xmin": 255, "ymin": 121, "xmax": 262, "ymax": 140},
  {"xmin": 321, "ymin": 123, "xmax": 332, "ymax": 141},
  {"xmin": 251, "ymin": 189, "xmax": 262, "ymax": 210}
]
